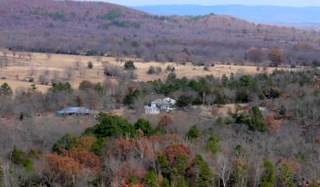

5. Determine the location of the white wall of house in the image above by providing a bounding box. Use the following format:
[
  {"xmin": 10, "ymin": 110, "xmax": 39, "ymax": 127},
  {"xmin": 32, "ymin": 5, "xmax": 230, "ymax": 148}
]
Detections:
[{"xmin": 144, "ymin": 104, "xmax": 160, "ymax": 114}]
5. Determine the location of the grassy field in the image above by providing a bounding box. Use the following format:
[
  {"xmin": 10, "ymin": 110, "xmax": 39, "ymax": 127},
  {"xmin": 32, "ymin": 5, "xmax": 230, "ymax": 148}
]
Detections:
[{"xmin": 0, "ymin": 50, "xmax": 299, "ymax": 93}]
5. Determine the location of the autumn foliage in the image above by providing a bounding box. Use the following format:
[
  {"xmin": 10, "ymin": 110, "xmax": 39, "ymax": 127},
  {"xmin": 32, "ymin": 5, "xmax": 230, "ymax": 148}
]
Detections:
[
  {"xmin": 47, "ymin": 149, "xmax": 101, "ymax": 177},
  {"xmin": 163, "ymin": 144, "xmax": 191, "ymax": 163},
  {"xmin": 65, "ymin": 150, "xmax": 101, "ymax": 173},
  {"xmin": 265, "ymin": 114, "xmax": 283, "ymax": 133},
  {"xmin": 47, "ymin": 153, "xmax": 82, "ymax": 177},
  {"xmin": 72, "ymin": 135, "xmax": 97, "ymax": 151},
  {"xmin": 158, "ymin": 115, "xmax": 173, "ymax": 128}
]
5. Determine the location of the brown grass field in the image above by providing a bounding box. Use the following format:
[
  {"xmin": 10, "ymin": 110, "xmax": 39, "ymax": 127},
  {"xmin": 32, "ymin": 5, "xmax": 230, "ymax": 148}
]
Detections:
[{"xmin": 0, "ymin": 50, "xmax": 301, "ymax": 93}]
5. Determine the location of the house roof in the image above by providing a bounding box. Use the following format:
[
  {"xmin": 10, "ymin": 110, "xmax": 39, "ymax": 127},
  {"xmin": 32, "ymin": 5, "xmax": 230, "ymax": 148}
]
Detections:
[
  {"xmin": 57, "ymin": 107, "xmax": 91, "ymax": 115},
  {"xmin": 151, "ymin": 97, "xmax": 176, "ymax": 106}
]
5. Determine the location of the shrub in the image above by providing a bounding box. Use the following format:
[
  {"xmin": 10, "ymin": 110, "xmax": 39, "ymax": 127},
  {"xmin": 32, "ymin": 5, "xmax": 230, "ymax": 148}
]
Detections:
[
  {"xmin": 50, "ymin": 82, "xmax": 72, "ymax": 93},
  {"xmin": 147, "ymin": 66, "xmax": 162, "ymax": 75},
  {"xmin": 46, "ymin": 153, "xmax": 82, "ymax": 177},
  {"xmin": 123, "ymin": 89, "xmax": 140, "ymax": 107},
  {"xmin": 239, "ymin": 75, "xmax": 254, "ymax": 87},
  {"xmin": 157, "ymin": 115, "xmax": 173, "ymax": 133},
  {"xmin": 269, "ymin": 48, "xmax": 284, "ymax": 66},
  {"xmin": 163, "ymin": 144, "xmax": 191, "ymax": 164},
  {"xmin": 10, "ymin": 146, "xmax": 34, "ymax": 172},
  {"xmin": 0, "ymin": 83, "xmax": 12, "ymax": 96},
  {"xmin": 166, "ymin": 65, "xmax": 175, "ymax": 73},
  {"xmin": 52, "ymin": 134, "xmax": 78, "ymax": 154},
  {"xmin": 84, "ymin": 113, "xmax": 136, "ymax": 138},
  {"xmin": 104, "ymin": 64, "xmax": 122, "ymax": 77},
  {"xmin": 161, "ymin": 178, "xmax": 170, "ymax": 187},
  {"xmin": 177, "ymin": 95, "xmax": 193, "ymax": 107},
  {"xmin": 79, "ymin": 80, "xmax": 95, "ymax": 91},
  {"xmin": 247, "ymin": 106, "xmax": 267, "ymax": 132},
  {"xmin": 234, "ymin": 106, "xmax": 267, "ymax": 132},
  {"xmin": 144, "ymin": 170, "xmax": 158, "ymax": 187},
  {"xmin": 260, "ymin": 160, "xmax": 276, "ymax": 187},
  {"xmin": 66, "ymin": 150, "xmax": 101, "ymax": 172},
  {"xmin": 279, "ymin": 161, "xmax": 295, "ymax": 187},
  {"xmin": 134, "ymin": 118, "xmax": 154, "ymax": 136},
  {"xmin": 216, "ymin": 116, "xmax": 234, "ymax": 126},
  {"xmin": 186, "ymin": 126, "xmax": 200, "ymax": 140},
  {"xmin": 90, "ymin": 138, "xmax": 105, "ymax": 155},
  {"xmin": 124, "ymin": 60, "xmax": 136, "ymax": 70},
  {"xmin": 175, "ymin": 176, "xmax": 188, "ymax": 187},
  {"xmin": 207, "ymin": 135, "xmax": 220, "ymax": 155},
  {"xmin": 233, "ymin": 159, "xmax": 249, "ymax": 187},
  {"xmin": 235, "ymin": 89, "xmax": 250, "ymax": 103},
  {"xmin": 71, "ymin": 135, "xmax": 97, "ymax": 152},
  {"xmin": 263, "ymin": 87, "xmax": 281, "ymax": 99},
  {"xmin": 156, "ymin": 155, "xmax": 171, "ymax": 178},
  {"xmin": 87, "ymin": 61, "xmax": 93, "ymax": 69}
]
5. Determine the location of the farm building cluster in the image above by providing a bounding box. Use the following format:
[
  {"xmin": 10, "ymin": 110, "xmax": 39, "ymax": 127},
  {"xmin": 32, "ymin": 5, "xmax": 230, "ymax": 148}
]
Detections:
[{"xmin": 55, "ymin": 98, "xmax": 177, "ymax": 117}]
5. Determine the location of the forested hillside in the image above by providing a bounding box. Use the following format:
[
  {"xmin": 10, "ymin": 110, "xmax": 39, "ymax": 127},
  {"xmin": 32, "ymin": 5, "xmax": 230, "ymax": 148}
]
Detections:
[
  {"xmin": 1, "ymin": 0, "xmax": 320, "ymax": 65},
  {"xmin": 1, "ymin": 68, "xmax": 320, "ymax": 186}
]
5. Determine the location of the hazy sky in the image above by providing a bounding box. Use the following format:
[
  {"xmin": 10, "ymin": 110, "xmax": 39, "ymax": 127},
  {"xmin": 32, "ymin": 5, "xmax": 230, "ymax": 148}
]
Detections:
[{"xmin": 84, "ymin": 0, "xmax": 320, "ymax": 6}]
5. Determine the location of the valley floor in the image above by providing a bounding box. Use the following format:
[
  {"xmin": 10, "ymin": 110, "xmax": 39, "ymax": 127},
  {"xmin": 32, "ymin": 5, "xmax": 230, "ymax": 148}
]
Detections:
[{"xmin": 0, "ymin": 50, "xmax": 299, "ymax": 93}]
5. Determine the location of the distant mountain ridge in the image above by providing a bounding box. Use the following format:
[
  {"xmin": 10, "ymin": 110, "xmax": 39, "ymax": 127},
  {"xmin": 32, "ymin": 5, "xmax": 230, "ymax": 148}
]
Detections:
[
  {"xmin": 135, "ymin": 5, "xmax": 320, "ymax": 26},
  {"xmin": 1, "ymin": 0, "xmax": 320, "ymax": 65}
]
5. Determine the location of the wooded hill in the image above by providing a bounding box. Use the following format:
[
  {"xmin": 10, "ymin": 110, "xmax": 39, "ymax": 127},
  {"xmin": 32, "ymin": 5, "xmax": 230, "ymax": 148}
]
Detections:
[{"xmin": 1, "ymin": 0, "xmax": 320, "ymax": 65}]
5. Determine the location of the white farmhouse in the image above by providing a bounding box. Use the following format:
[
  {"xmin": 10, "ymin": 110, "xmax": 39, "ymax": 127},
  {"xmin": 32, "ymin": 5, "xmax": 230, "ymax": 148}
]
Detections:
[{"xmin": 145, "ymin": 97, "xmax": 176, "ymax": 114}]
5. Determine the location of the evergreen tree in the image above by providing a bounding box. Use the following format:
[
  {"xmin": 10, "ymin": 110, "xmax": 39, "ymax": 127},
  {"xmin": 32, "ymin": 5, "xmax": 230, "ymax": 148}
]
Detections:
[
  {"xmin": 279, "ymin": 162, "xmax": 294, "ymax": 187},
  {"xmin": 186, "ymin": 126, "xmax": 200, "ymax": 140},
  {"xmin": 192, "ymin": 155, "xmax": 214, "ymax": 187},
  {"xmin": 134, "ymin": 118, "xmax": 154, "ymax": 136},
  {"xmin": 207, "ymin": 135, "xmax": 220, "ymax": 155},
  {"xmin": 0, "ymin": 83, "xmax": 12, "ymax": 96},
  {"xmin": 144, "ymin": 170, "xmax": 158, "ymax": 187},
  {"xmin": 260, "ymin": 160, "xmax": 276, "ymax": 187},
  {"xmin": 248, "ymin": 106, "xmax": 267, "ymax": 132}
]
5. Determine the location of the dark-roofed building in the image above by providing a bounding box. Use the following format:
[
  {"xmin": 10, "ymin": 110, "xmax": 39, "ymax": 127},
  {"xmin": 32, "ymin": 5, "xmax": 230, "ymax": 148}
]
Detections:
[{"xmin": 56, "ymin": 107, "xmax": 92, "ymax": 116}]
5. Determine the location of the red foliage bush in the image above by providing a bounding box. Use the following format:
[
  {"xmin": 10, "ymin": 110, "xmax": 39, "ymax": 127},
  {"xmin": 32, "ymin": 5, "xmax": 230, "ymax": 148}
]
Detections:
[
  {"xmin": 72, "ymin": 135, "xmax": 97, "ymax": 151},
  {"xmin": 47, "ymin": 153, "xmax": 82, "ymax": 177},
  {"xmin": 109, "ymin": 138, "xmax": 136, "ymax": 159},
  {"xmin": 66, "ymin": 150, "xmax": 101, "ymax": 173},
  {"xmin": 163, "ymin": 144, "xmax": 191, "ymax": 163},
  {"xmin": 265, "ymin": 114, "xmax": 282, "ymax": 133},
  {"xmin": 117, "ymin": 160, "xmax": 147, "ymax": 180},
  {"xmin": 158, "ymin": 115, "xmax": 173, "ymax": 128}
]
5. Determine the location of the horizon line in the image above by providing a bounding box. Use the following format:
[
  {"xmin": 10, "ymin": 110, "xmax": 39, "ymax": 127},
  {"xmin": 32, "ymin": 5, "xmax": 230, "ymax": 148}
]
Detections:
[{"xmin": 132, "ymin": 4, "xmax": 320, "ymax": 8}]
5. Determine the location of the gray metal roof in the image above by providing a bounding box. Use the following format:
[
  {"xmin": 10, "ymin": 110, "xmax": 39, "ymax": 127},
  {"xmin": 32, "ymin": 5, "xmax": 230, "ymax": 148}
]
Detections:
[{"xmin": 57, "ymin": 107, "xmax": 91, "ymax": 115}]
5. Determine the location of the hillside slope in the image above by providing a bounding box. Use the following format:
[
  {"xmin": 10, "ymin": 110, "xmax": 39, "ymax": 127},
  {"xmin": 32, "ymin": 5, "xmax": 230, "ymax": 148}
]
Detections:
[{"xmin": 0, "ymin": 0, "xmax": 320, "ymax": 65}]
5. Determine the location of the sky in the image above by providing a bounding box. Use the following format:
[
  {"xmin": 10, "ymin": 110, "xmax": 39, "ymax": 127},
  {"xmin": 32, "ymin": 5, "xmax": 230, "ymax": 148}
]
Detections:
[{"xmin": 82, "ymin": 0, "xmax": 320, "ymax": 7}]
